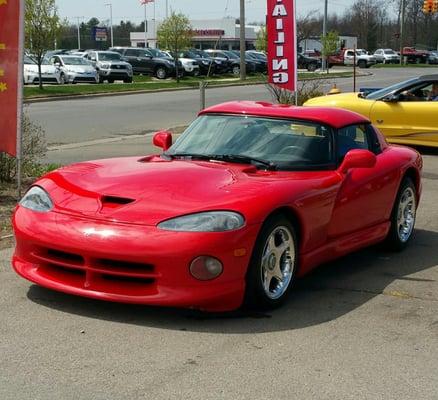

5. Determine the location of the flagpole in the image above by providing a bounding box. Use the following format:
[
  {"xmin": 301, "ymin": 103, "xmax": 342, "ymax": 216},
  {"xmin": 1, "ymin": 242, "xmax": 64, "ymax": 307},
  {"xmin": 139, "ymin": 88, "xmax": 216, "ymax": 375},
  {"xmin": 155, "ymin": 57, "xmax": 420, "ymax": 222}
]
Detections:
[
  {"xmin": 17, "ymin": 0, "xmax": 25, "ymax": 198},
  {"xmin": 153, "ymin": 0, "xmax": 156, "ymax": 48}
]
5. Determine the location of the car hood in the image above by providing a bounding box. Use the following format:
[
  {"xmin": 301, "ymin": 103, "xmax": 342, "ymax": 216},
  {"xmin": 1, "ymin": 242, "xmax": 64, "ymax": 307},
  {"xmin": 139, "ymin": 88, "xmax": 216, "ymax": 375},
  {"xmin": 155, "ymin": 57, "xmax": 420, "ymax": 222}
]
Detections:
[
  {"xmin": 38, "ymin": 157, "xmax": 334, "ymax": 226},
  {"xmin": 64, "ymin": 65, "xmax": 95, "ymax": 73},
  {"xmin": 305, "ymin": 92, "xmax": 363, "ymax": 106}
]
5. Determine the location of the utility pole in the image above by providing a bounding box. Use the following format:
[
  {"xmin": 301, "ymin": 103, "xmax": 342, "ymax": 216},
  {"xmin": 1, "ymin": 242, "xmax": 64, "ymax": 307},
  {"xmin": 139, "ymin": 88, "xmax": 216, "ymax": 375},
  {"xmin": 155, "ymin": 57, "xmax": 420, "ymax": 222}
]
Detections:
[
  {"xmin": 399, "ymin": 0, "xmax": 406, "ymax": 65},
  {"xmin": 105, "ymin": 3, "xmax": 114, "ymax": 48},
  {"xmin": 76, "ymin": 17, "xmax": 82, "ymax": 49},
  {"xmin": 322, "ymin": 0, "xmax": 328, "ymax": 72},
  {"xmin": 240, "ymin": 0, "xmax": 246, "ymax": 80},
  {"xmin": 144, "ymin": 3, "xmax": 148, "ymax": 48},
  {"xmin": 166, "ymin": 0, "xmax": 169, "ymax": 18}
]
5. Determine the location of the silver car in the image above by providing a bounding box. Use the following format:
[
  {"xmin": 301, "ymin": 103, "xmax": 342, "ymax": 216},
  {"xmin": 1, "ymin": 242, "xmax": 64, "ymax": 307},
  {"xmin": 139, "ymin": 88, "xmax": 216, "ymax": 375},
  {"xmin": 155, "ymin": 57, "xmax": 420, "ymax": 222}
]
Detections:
[
  {"xmin": 374, "ymin": 49, "xmax": 400, "ymax": 64},
  {"xmin": 85, "ymin": 51, "xmax": 133, "ymax": 83},
  {"xmin": 49, "ymin": 55, "xmax": 98, "ymax": 84}
]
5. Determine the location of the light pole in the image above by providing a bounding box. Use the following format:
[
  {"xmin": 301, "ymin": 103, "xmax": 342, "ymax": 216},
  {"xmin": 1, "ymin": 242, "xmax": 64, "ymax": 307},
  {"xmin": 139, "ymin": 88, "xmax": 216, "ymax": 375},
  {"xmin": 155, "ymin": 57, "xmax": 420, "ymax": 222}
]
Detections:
[
  {"xmin": 322, "ymin": 0, "xmax": 328, "ymax": 72},
  {"xmin": 240, "ymin": 0, "xmax": 246, "ymax": 81},
  {"xmin": 105, "ymin": 3, "xmax": 114, "ymax": 48},
  {"xmin": 399, "ymin": 0, "xmax": 406, "ymax": 65}
]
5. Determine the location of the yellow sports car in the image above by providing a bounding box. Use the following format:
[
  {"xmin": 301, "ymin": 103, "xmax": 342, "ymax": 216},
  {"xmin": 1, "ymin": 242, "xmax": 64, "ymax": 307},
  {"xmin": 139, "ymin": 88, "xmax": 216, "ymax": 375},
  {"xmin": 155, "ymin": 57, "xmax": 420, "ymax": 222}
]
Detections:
[{"xmin": 304, "ymin": 74, "xmax": 438, "ymax": 147}]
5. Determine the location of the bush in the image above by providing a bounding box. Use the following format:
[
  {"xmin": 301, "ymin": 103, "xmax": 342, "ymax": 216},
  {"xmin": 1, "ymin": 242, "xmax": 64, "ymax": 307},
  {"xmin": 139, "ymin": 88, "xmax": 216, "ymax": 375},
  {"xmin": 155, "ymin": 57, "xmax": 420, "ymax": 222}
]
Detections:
[
  {"xmin": 0, "ymin": 113, "xmax": 47, "ymax": 183},
  {"xmin": 267, "ymin": 79, "xmax": 326, "ymax": 106}
]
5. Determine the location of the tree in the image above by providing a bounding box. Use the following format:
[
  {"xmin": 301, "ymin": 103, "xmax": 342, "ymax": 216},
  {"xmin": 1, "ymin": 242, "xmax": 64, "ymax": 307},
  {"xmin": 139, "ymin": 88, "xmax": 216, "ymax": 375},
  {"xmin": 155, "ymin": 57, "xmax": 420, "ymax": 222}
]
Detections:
[
  {"xmin": 321, "ymin": 31, "xmax": 339, "ymax": 73},
  {"xmin": 25, "ymin": 0, "xmax": 61, "ymax": 90},
  {"xmin": 157, "ymin": 12, "xmax": 193, "ymax": 82},
  {"xmin": 255, "ymin": 26, "xmax": 267, "ymax": 52}
]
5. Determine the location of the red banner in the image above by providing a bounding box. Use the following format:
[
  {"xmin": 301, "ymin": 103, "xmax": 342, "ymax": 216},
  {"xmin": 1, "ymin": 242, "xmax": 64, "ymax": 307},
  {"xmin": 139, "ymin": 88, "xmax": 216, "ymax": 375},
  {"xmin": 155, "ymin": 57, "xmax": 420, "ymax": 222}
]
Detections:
[
  {"xmin": 267, "ymin": 0, "xmax": 297, "ymax": 92},
  {"xmin": 0, "ymin": 0, "xmax": 24, "ymax": 156}
]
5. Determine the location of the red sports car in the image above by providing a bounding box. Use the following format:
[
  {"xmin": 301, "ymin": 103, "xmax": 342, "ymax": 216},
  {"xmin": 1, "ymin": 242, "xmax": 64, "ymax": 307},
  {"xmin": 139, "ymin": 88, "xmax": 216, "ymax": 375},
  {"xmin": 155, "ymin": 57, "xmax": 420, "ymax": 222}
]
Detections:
[{"xmin": 12, "ymin": 102, "xmax": 422, "ymax": 312}]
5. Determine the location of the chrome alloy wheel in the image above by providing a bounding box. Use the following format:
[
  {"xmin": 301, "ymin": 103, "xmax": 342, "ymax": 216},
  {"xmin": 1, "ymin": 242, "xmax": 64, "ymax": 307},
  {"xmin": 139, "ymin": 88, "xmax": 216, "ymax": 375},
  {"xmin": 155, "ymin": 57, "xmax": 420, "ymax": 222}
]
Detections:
[
  {"xmin": 261, "ymin": 226, "xmax": 295, "ymax": 300},
  {"xmin": 397, "ymin": 187, "xmax": 416, "ymax": 243}
]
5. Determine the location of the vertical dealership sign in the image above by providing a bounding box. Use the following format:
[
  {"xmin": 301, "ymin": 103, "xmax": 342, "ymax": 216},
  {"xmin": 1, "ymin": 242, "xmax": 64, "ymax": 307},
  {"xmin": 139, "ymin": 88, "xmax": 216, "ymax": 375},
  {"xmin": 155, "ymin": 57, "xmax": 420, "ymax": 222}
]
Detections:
[
  {"xmin": 0, "ymin": 0, "xmax": 24, "ymax": 156},
  {"xmin": 267, "ymin": 0, "xmax": 297, "ymax": 92}
]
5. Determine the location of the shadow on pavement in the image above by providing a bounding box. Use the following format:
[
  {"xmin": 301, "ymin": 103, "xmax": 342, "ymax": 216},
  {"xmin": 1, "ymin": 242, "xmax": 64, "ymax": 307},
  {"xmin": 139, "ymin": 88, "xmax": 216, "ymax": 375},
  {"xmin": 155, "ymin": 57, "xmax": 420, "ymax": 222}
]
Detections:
[{"xmin": 27, "ymin": 228, "xmax": 438, "ymax": 334}]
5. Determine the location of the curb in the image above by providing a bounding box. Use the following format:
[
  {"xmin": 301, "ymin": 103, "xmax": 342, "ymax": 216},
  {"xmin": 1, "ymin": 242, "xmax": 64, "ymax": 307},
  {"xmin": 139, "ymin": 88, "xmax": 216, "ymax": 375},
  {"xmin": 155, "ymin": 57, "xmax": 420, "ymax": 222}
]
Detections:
[{"xmin": 24, "ymin": 73, "xmax": 367, "ymax": 104}]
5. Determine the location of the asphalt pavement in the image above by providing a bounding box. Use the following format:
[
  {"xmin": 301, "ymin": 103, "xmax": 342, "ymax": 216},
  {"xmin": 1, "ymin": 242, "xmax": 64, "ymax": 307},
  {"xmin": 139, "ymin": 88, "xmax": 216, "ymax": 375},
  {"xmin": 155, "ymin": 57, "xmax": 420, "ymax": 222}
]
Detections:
[
  {"xmin": 1, "ymin": 154, "xmax": 437, "ymax": 400},
  {"xmin": 26, "ymin": 66, "xmax": 438, "ymax": 164}
]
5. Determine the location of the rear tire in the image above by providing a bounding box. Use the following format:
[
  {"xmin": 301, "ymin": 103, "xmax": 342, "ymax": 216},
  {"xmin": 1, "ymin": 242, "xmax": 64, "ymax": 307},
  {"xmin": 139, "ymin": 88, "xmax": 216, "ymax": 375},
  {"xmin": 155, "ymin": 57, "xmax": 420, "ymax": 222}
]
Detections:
[
  {"xmin": 358, "ymin": 60, "xmax": 367, "ymax": 69},
  {"xmin": 307, "ymin": 63, "xmax": 317, "ymax": 72},
  {"xmin": 244, "ymin": 214, "xmax": 298, "ymax": 310},
  {"xmin": 385, "ymin": 178, "xmax": 417, "ymax": 251}
]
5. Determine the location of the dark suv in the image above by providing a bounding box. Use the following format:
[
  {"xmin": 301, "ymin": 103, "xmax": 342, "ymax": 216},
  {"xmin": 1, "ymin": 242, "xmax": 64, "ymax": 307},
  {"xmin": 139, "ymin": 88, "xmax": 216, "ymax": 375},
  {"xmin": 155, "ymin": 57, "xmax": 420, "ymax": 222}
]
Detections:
[
  {"xmin": 297, "ymin": 53, "xmax": 321, "ymax": 72},
  {"xmin": 111, "ymin": 47, "xmax": 178, "ymax": 79}
]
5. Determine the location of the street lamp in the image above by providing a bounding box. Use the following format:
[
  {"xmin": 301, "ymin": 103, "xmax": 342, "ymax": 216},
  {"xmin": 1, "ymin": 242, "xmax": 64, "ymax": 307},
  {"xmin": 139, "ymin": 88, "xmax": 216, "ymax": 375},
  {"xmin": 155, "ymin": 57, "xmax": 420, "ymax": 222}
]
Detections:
[
  {"xmin": 105, "ymin": 3, "xmax": 114, "ymax": 48},
  {"xmin": 322, "ymin": 0, "xmax": 328, "ymax": 72}
]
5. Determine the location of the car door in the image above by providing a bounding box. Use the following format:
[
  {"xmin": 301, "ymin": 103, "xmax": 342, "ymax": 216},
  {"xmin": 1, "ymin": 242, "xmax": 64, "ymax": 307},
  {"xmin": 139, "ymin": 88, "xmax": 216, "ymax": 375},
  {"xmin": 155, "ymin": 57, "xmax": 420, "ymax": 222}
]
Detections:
[
  {"xmin": 327, "ymin": 124, "xmax": 398, "ymax": 239},
  {"xmin": 370, "ymin": 82, "xmax": 438, "ymax": 146},
  {"xmin": 343, "ymin": 50, "xmax": 355, "ymax": 65},
  {"xmin": 374, "ymin": 50, "xmax": 383, "ymax": 62},
  {"xmin": 123, "ymin": 49, "xmax": 141, "ymax": 73}
]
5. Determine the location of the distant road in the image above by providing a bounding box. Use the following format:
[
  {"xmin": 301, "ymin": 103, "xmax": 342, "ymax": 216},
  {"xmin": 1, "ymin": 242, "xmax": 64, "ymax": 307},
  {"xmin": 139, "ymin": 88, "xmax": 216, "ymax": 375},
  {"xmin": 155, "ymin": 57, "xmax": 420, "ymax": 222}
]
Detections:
[{"xmin": 28, "ymin": 67, "xmax": 438, "ymax": 147}]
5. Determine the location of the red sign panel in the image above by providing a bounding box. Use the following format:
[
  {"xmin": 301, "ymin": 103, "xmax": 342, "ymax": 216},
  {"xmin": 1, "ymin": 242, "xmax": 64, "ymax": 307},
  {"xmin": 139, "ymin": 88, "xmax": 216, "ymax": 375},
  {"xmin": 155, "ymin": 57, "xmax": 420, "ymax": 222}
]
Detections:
[
  {"xmin": 0, "ymin": 0, "xmax": 24, "ymax": 156},
  {"xmin": 267, "ymin": 0, "xmax": 297, "ymax": 92}
]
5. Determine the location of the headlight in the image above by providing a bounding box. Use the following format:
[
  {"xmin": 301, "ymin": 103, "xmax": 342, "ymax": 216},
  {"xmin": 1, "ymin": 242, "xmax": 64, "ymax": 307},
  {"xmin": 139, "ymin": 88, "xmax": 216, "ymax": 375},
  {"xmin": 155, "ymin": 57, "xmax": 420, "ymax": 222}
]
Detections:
[
  {"xmin": 158, "ymin": 211, "xmax": 245, "ymax": 232},
  {"xmin": 19, "ymin": 186, "xmax": 53, "ymax": 212},
  {"xmin": 100, "ymin": 63, "xmax": 111, "ymax": 69},
  {"xmin": 202, "ymin": 60, "xmax": 209, "ymax": 65}
]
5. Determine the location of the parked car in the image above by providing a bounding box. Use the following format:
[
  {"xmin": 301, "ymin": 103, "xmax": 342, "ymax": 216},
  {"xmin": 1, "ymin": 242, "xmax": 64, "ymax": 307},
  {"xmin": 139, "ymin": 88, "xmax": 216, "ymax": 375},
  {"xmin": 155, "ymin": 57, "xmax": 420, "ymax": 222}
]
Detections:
[
  {"xmin": 48, "ymin": 55, "xmax": 98, "ymax": 84},
  {"xmin": 304, "ymin": 74, "xmax": 438, "ymax": 148},
  {"xmin": 23, "ymin": 55, "xmax": 62, "ymax": 84},
  {"xmin": 297, "ymin": 53, "xmax": 321, "ymax": 72},
  {"xmin": 84, "ymin": 51, "xmax": 133, "ymax": 83},
  {"xmin": 111, "ymin": 47, "xmax": 177, "ymax": 79},
  {"xmin": 13, "ymin": 102, "xmax": 422, "ymax": 311},
  {"xmin": 191, "ymin": 49, "xmax": 229, "ymax": 74},
  {"xmin": 374, "ymin": 48, "xmax": 400, "ymax": 64},
  {"xmin": 246, "ymin": 50, "xmax": 267, "ymax": 62},
  {"xmin": 204, "ymin": 49, "xmax": 256, "ymax": 75},
  {"xmin": 160, "ymin": 50, "xmax": 200, "ymax": 76},
  {"xmin": 427, "ymin": 51, "xmax": 438, "ymax": 65},
  {"xmin": 245, "ymin": 51, "xmax": 268, "ymax": 73},
  {"xmin": 401, "ymin": 47, "xmax": 429, "ymax": 64},
  {"xmin": 328, "ymin": 48, "xmax": 377, "ymax": 68},
  {"xmin": 178, "ymin": 50, "xmax": 217, "ymax": 75}
]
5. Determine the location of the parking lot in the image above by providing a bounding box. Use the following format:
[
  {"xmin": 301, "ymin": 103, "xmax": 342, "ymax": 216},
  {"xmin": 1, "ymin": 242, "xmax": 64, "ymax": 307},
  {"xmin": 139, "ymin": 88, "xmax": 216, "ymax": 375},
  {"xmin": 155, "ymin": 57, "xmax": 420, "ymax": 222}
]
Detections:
[{"xmin": 1, "ymin": 67, "xmax": 437, "ymax": 399}]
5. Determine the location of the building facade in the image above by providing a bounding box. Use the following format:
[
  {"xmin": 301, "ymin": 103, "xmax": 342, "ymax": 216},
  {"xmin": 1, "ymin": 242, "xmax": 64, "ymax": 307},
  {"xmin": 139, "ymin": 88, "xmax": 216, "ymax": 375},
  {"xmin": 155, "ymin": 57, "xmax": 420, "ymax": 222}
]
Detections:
[{"xmin": 130, "ymin": 17, "xmax": 257, "ymax": 50}]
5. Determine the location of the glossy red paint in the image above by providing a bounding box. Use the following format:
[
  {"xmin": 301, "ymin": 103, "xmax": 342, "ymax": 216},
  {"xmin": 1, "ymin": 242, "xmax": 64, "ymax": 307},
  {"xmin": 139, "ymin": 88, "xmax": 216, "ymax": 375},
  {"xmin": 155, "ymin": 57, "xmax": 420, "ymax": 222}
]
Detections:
[
  {"xmin": 12, "ymin": 102, "xmax": 423, "ymax": 312},
  {"xmin": 200, "ymin": 101, "xmax": 371, "ymax": 129}
]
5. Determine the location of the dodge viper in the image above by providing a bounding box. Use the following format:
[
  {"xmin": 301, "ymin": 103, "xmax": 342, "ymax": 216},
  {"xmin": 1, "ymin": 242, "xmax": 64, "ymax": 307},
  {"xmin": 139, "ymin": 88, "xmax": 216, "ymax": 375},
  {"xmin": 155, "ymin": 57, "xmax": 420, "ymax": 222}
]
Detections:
[
  {"xmin": 304, "ymin": 74, "xmax": 438, "ymax": 148},
  {"xmin": 12, "ymin": 102, "xmax": 422, "ymax": 312}
]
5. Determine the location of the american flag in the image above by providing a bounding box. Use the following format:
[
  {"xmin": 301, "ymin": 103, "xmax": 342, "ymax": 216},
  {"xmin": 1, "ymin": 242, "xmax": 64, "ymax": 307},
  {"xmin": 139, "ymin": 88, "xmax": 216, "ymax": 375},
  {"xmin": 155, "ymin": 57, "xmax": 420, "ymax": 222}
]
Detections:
[{"xmin": 140, "ymin": 0, "xmax": 154, "ymax": 4}]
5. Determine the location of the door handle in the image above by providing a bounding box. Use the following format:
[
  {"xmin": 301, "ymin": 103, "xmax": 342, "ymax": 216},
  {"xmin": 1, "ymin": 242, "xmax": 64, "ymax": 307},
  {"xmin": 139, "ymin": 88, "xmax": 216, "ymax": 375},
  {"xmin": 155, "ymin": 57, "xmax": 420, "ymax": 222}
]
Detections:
[{"xmin": 376, "ymin": 119, "xmax": 384, "ymax": 124}]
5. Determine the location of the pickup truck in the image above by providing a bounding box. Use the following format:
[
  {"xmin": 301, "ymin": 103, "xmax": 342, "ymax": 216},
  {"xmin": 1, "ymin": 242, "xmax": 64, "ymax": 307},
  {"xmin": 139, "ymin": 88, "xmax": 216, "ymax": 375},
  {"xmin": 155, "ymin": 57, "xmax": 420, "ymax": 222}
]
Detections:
[
  {"xmin": 401, "ymin": 47, "xmax": 429, "ymax": 64},
  {"xmin": 328, "ymin": 48, "xmax": 377, "ymax": 68}
]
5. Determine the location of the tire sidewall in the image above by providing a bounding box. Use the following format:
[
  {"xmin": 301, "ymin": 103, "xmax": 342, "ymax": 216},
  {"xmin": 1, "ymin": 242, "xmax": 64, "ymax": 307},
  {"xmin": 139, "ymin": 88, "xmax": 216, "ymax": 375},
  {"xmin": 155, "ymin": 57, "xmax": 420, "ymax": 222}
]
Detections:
[
  {"xmin": 386, "ymin": 177, "xmax": 417, "ymax": 251},
  {"xmin": 244, "ymin": 214, "xmax": 298, "ymax": 309}
]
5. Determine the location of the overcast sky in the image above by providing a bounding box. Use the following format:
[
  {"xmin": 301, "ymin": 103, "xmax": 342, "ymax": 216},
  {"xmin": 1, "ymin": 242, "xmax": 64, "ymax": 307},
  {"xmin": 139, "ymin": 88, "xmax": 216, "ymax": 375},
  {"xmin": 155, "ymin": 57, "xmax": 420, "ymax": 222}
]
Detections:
[{"xmin": 56, "ymin": 0, "xmax": 354, "ymax": 25}]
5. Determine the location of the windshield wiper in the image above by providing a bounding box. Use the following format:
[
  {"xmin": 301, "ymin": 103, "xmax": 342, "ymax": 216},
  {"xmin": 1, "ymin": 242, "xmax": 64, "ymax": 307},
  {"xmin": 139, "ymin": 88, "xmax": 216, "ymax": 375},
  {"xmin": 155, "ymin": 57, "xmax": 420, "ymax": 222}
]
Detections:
[{"xmin": 166, "ymin": 153, "xmax": 277, "ymax": 170}]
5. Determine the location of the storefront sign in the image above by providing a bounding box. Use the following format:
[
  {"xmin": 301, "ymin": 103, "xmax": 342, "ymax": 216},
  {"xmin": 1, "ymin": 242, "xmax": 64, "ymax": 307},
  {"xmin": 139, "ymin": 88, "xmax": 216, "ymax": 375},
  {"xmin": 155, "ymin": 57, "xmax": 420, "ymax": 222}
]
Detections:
[
  {"xmin": 0, "ymin": 0, "xmax": 24, "ymax": 156},
  {"xmin": 267, "ymin": 0, "xmax": 297, "ymax": 92}
]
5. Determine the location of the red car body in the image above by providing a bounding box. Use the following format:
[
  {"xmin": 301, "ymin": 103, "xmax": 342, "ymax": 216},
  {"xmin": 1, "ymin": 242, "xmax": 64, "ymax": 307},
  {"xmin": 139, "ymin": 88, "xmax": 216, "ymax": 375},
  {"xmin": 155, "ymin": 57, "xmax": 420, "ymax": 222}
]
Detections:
[{"xmin": 12, "ymin": 102, "xmax": 422, "ymax": 312}]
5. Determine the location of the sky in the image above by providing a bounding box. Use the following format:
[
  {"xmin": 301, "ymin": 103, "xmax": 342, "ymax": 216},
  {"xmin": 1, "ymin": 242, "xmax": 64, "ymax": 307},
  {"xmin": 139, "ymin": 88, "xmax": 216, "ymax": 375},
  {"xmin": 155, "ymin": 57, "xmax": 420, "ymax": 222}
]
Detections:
[{"xmin": 56, "ymin": 0, "xmax": 355, "ymax": 25}]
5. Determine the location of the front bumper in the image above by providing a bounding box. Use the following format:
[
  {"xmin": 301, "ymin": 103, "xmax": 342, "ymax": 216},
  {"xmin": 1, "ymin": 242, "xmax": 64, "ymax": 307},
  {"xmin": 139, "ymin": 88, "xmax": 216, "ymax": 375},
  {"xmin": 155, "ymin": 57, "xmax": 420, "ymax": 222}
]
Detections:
[
  {"xmin": 13, "ymin": 207, "xmax": 260, "ymax": 312},
  {"xmin": 99, "ymin": 68, "xmax": 133, "ymax": 80},
  {"xmin": 66, "ymin": 72, "xmax": 98, "ymax": 83},
  {"xmin": 24, "ymin": 72, "xmax": 60, "ymax": 84}
]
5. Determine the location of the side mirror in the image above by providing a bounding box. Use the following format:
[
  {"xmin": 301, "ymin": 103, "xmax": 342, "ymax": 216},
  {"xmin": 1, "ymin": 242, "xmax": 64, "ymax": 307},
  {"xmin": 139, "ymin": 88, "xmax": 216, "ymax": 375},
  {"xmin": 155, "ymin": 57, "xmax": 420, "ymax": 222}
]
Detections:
[
  {"xmin": 153, "ymin": 130, "xmax": 173, "ymax": 151},
  {"xmin": 339, "ymin": 149, "xmax": 376, "ymax": 174},
  {"xmin": 54, "ymin": 62, "xmax": 61, "ymax": 67}
]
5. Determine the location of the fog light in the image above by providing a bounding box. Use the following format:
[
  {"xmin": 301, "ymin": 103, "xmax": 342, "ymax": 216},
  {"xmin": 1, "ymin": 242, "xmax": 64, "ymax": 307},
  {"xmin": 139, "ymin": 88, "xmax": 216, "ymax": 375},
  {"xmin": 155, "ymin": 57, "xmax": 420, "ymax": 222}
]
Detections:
[{"xmin": 190, "ymin": 256, "xmax": 223, "ymax": 281}]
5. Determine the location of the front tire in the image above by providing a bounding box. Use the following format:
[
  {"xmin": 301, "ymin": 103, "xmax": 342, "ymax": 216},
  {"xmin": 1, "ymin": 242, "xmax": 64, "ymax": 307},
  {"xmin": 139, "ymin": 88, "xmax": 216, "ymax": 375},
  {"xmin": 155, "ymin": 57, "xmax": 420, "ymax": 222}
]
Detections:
[
  {"xmin": 155, "ymin": 67, "xmax": 168, "ymax": 79},
  {"xmin": 358, "ymin": 60, "xmax": 367, "ymax": 69},
  {"xmin": 385, "ymin": 178, "xmax": 417, "ymax": 251},
  {"xmin": 244, "ymin": 214, "xmax": 298, "ymax": 309}
]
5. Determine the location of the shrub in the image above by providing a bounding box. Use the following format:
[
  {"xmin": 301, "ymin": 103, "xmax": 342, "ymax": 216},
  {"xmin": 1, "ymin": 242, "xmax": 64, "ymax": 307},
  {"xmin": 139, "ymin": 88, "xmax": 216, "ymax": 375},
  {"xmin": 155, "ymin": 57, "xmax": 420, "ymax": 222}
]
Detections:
[
  {"xmin": 0, "ymin": 113, "xmax": 47, "ymax": 183},
  {"xmin": 267, "ymin": 78, "xmax": 327, "ymax": 106}
]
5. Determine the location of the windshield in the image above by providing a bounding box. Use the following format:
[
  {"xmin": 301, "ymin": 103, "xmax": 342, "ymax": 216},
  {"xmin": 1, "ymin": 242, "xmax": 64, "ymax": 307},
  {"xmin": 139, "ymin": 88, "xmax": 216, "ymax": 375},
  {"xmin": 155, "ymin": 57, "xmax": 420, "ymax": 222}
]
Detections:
[
  {"xmin": 62, "ymin": 57, "xmax": 89, "ymax": 65},
  {"xmin": 167, "ymin": 115, "xmax": 334, "ymax": 170},
  {"xmin": 366, "ymin": 78, "xmax": 419, "ymax": 100},
  {"xmin": 98, "ymin": 52, "xmax": 121, "ymax": 61},
  {"xmin": 24, "ymin": 56, "xmax": 36, "ymax": 65},
  {"xmin": 148, "ymin": 48, "xmax": 169, "ymax": 58},
  {"xmin": 384, "ymin": 50, "xmax": 396, "ymax": 54},
  {"xmin": 224, "ymin": 51, "xmax": 239, "ymax": 59}
]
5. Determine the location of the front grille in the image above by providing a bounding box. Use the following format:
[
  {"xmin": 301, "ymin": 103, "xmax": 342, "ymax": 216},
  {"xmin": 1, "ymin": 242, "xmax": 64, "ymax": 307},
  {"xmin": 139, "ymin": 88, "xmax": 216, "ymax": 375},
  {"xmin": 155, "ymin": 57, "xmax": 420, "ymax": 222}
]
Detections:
[
  {"xmin": 111, "ymin": 65, "xmax": 127, "ymax": 70},
  {"xmin": 74, "ymin": 77, "xmax": 96, "ymax": 82},
  {"xmin": 32, "ymin": 247, "xmax": 157, "ymax": 295}
]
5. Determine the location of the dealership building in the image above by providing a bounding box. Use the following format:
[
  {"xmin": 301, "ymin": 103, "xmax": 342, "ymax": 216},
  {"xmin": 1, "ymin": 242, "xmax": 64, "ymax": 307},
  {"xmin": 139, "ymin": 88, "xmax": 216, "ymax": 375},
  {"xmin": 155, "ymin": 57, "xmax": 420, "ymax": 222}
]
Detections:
[{"xmin": 130, "ymin": 17, "xmax": 258, "ymax": 50}]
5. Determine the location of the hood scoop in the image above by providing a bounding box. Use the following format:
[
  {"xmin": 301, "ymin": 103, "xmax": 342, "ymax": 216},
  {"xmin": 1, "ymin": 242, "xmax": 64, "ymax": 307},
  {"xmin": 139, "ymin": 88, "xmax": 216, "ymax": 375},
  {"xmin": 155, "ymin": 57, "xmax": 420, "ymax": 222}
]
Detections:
[{"xmin": 100, "ymin": 195, "xmax": 135, "ymax": 211}]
